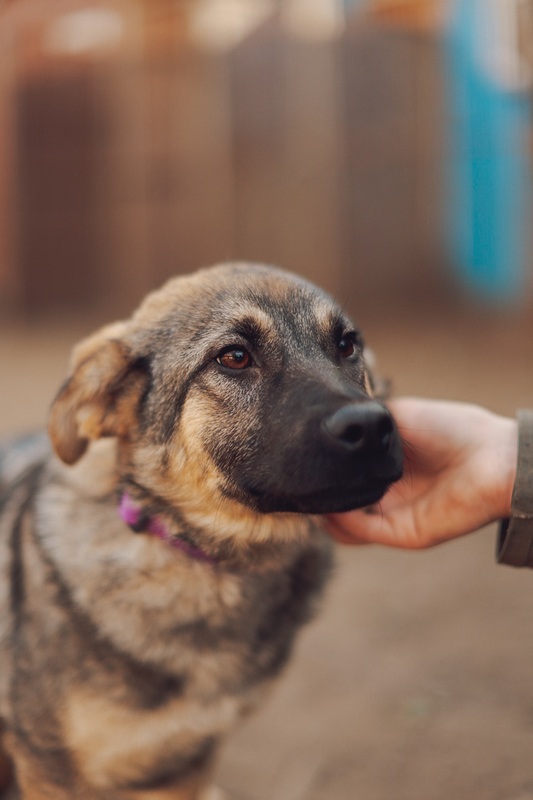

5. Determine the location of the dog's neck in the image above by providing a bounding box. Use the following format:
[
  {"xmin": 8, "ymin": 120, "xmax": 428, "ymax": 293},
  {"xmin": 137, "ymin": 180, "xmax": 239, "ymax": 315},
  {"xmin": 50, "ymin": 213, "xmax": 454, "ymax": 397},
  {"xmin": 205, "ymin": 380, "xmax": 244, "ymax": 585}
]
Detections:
[
  {"xmin": 118, "ymin": 491, "xmax": 217, "ymax": 564},
  {"xmin": 59, "ymin": 439, "xmax": 314, "ymax": 566}
]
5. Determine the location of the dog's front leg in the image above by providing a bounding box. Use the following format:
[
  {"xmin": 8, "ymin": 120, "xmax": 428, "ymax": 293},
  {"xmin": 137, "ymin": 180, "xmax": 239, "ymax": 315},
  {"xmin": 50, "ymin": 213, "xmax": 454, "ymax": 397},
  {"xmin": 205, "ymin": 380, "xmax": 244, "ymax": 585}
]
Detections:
[
  {"xmin": 14, "ymin": 773, "xmax": 227, "ymax": 800},
  {"xmin": 10, "ymin": 762, "xmax": 71, "ymax": 800}
]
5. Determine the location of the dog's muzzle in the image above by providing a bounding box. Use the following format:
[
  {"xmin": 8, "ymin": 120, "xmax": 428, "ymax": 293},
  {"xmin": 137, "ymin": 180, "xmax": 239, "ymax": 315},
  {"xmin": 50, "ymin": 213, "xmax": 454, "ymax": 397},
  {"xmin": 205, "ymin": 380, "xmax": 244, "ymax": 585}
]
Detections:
[{"xmin": 234, "ymin": 397, "xmax": 404, "ymax": 515}]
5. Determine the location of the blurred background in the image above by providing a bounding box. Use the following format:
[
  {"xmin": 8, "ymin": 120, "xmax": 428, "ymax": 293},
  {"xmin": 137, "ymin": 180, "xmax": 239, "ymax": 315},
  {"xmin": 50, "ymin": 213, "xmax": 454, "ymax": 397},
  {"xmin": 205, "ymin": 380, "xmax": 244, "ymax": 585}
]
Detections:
[{"xmin": 2, "ymin": 1, "xmax": 533, "ymax": 799}]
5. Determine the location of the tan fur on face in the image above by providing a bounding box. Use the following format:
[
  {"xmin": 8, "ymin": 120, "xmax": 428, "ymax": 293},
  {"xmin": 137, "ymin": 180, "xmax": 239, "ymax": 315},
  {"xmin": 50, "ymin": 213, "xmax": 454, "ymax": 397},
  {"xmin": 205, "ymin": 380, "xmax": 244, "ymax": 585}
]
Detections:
[
  {"xmin": 364, "ymin": 370, "xmax": 374, "ymax": 397},
  {"xmin": 130, "ymin": 390, "xmax": 313, "ymax": 550}
]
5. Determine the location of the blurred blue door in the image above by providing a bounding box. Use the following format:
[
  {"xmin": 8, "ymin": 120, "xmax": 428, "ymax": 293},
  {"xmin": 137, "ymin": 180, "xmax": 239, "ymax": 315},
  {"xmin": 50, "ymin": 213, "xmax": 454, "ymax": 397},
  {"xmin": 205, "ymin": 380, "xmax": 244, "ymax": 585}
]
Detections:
[{"xmin": 445, "ymin": 0, "xmax": 532, "ymax": 303}]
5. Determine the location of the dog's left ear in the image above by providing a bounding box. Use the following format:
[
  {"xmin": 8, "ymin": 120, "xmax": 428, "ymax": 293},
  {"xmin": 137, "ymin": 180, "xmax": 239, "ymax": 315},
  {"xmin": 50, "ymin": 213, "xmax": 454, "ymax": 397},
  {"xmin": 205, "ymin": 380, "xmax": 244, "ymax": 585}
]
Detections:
[{"xmin": 49, "ymin": 322, "xmax": 149, "ymax": 465}]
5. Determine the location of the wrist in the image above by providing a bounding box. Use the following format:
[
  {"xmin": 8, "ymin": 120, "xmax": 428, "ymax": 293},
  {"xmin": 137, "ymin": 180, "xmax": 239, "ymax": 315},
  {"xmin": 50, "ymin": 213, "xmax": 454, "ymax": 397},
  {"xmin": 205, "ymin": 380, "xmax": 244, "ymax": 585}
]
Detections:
[
  {"xmin": 475, "ymin": 412, "xmax": 517, "ymax": 524},
  {"xmin": 496, "ymin": 417, "xmax": 518, "ymax": 519}
]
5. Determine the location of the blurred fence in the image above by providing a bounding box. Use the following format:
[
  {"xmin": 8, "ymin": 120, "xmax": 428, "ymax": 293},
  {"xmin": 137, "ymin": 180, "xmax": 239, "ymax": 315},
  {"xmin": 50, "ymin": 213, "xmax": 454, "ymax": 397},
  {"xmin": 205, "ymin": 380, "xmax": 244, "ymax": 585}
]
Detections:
[{"xmin": 0, "ymin": 0, "xmax": 530, "ymax": 318}]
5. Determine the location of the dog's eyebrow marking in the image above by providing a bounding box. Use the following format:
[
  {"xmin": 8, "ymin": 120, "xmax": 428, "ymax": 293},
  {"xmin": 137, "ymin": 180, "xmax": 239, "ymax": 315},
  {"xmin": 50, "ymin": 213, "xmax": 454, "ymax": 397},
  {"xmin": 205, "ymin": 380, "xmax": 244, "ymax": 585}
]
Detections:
[
  {"xmin": 331, "ymin": 316, "xmax": 360, "ymax": 343},
  {"xmin": 318, "ymin": 308, "xmax": 359, "ymax": 343},
  {"xmin": 226, "ymin": 311, "xmax": 277, "ymax": 347}
]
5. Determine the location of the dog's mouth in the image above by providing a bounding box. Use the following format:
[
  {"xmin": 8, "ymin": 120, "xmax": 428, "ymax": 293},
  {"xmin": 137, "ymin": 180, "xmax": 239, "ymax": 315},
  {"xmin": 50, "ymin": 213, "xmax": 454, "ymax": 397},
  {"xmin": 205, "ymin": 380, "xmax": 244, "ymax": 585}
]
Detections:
[
  {"xmin": 288, "ymin": 482, "xmax": 393, "ymax": 514},
  {"xmin": 237, "ymin": 477, "xmax": 398, "ymax": 515}
]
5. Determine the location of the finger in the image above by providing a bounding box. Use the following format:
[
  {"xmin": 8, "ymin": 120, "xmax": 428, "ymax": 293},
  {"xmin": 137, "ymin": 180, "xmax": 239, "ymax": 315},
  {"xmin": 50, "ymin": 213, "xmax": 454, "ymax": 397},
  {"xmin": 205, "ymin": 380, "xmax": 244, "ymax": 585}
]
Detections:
[
  {"xmin": 326, "ymin": 507, "xmax": 428, "ymax": 549},
  {"xmin": 324, "ymin": 509, "xmax": 399, "ymax": 545},
  {"xmin": 323, "ymin": 513, "xmax": 375, "ymax": 545}
]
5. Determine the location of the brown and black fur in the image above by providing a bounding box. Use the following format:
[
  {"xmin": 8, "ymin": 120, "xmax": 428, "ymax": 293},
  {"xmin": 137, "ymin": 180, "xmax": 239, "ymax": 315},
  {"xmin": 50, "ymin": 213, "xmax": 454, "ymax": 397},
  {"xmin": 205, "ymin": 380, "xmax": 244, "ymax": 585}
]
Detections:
[{"xmin": 0, "ymin": 263, "xmax": 403, "ymax": 799}]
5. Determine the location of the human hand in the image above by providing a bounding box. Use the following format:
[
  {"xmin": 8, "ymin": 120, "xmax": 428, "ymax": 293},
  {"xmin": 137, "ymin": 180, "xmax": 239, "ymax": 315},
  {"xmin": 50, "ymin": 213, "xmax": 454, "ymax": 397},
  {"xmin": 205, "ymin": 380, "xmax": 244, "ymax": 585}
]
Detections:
[{"xmin": 325, "ymin": 398, "xmax": 518, "ymax": 549}]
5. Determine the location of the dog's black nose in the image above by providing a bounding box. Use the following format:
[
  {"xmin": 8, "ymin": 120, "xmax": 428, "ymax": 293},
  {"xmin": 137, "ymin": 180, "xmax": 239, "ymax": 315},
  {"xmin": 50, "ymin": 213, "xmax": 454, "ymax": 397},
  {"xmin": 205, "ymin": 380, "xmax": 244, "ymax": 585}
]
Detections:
[{"xmin": 322, "ymin": 402, "xmax": 394, "ymax": 454}]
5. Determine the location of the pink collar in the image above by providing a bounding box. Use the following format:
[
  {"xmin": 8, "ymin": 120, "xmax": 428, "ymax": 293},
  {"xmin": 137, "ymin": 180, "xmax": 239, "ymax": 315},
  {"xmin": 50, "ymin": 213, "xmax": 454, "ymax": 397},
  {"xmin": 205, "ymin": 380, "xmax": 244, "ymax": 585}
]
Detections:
[{"xmin": 118, "ymin": 492, "xmax": 216, "ymax": 564}]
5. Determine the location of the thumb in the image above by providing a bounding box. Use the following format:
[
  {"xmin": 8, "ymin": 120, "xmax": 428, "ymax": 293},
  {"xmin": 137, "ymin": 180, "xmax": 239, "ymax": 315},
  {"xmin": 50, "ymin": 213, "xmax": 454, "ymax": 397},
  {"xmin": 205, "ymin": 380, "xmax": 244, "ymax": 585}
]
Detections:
[{"xmin": 324, "ymin": 510, "xmax": 384, "ymax": 545}]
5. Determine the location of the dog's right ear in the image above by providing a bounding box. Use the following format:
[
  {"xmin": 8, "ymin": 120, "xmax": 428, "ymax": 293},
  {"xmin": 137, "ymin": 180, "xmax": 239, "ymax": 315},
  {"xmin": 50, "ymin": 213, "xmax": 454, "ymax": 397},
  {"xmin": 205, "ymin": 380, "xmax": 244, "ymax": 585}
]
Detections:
[
  {"xmin": 49, "ymin": 322, "xmax": 149, "ymax": 465},
  {"xmin": 363, "ymin": 347, "xmax": 390, "ymax": 401}
]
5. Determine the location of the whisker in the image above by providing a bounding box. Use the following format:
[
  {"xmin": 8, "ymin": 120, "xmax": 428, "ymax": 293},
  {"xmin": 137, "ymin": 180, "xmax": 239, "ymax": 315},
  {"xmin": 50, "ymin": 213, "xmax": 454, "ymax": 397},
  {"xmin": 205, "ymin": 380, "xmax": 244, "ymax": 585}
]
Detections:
[{"xmin": 392, "ymin": 434, "xmax": 421, "ymax": 495}]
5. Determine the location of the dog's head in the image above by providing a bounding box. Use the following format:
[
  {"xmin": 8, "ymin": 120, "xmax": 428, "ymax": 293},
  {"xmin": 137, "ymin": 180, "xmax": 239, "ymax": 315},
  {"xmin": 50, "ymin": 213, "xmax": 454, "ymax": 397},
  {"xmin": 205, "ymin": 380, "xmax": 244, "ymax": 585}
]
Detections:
[{"xmin": 49, "ymin": 263, "xmax": 403, "ymax": 518}]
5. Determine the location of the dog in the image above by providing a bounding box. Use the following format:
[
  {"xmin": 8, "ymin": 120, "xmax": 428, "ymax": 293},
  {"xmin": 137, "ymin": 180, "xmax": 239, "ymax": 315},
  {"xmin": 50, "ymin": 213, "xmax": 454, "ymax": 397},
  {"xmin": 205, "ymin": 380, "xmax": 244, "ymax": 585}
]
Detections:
[{"xmin": 0, "ymin": 262, "xmax": 403, "ymax": 799}]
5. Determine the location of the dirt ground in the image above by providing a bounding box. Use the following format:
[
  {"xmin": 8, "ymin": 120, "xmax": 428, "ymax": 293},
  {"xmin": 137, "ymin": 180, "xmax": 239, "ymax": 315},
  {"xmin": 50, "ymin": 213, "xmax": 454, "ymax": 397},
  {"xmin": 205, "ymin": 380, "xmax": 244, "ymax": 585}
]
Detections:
[{"xmin": 2, "ymin": 295, "xmax": 533, "ymax": 800}]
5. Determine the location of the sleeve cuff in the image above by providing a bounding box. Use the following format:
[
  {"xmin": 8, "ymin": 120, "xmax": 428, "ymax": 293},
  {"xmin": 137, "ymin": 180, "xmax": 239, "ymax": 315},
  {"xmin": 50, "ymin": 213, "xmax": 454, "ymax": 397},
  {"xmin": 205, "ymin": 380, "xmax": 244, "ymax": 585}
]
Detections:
[{"xmin": 496, "ymin": 409, "xmax": 533, "ymax": 567}]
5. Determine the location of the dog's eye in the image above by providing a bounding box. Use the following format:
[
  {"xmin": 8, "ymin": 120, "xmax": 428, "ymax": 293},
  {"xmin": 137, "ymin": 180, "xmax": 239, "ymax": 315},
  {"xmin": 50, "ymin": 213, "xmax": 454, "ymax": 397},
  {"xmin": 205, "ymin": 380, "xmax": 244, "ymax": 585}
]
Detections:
[
  {"xmin": 217, "ymin": 347, "xmax": 252, "ymax": 370},
  {"xmin": 338, "ymin": 335, "xmax": 356, "ymax": 358}
]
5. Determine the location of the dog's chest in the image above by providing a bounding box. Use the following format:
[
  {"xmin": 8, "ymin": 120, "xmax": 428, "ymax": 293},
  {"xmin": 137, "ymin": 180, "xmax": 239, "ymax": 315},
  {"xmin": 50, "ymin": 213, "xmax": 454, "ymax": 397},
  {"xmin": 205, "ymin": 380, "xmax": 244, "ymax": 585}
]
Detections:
[
  {"xmin": 79, "ymin": 540, "xmax": 330, "ymax": 690},
  {"xmin": 35, "ymin": 486, "xmax": 332, "ymax": 689},
  {"xmin": 62, "ymin": 679, "xmax": 262, "ymax": 791},
  {"xmin": 48, "ymin": 539, "xmax": 331, "ymax": 792}
]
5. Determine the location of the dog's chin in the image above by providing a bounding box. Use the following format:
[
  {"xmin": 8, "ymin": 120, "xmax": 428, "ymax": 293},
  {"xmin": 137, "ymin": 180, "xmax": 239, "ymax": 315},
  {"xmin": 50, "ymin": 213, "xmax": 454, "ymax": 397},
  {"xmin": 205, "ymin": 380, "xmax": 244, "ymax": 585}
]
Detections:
[{"xmin": 236, "ymin": 481, "xmax": 393, "ymax": 515}]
